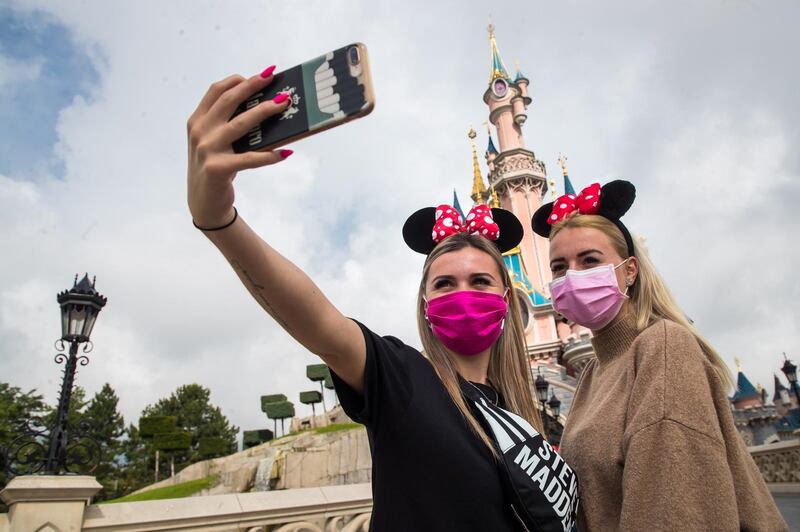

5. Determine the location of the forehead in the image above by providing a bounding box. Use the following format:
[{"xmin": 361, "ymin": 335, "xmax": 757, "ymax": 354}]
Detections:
[
  {"xmin": 549, "ymin": 226, "xmax": 619, "ymax": 259},
  {"xmin": 428, "ymin": 246, "xmax": 501, "ymax": 278}
]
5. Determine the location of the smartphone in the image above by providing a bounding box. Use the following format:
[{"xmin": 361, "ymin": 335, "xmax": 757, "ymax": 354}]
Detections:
[{"xmin": 231, "ymin": 43, "xmax": 375, "ymax": 153}]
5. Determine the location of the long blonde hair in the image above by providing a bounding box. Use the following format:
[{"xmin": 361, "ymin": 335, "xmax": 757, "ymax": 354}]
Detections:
[
  {"xmin": 551, "ymin": 215, "xmax": 734, "ymax": 390},
  {"xmin": 416, "ymin": 232, "xmax": 544, "ymax": 456}
]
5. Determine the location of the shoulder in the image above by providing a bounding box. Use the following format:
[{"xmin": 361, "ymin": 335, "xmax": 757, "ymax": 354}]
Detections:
[
  {"xmin": 631, "ymin": 318, "xmax": 709, "ymax": 374},
  {"xmin": 353, "ymin": 320, "xmax": 427, "ymax": 366}
]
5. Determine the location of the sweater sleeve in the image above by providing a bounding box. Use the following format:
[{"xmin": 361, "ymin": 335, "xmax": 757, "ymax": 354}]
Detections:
[{"xmin": 619, "ymin": 321, "xmax": 788, "ymax": 531}]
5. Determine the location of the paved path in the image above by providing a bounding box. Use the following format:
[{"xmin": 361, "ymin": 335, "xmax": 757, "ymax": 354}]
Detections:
[{"xmin": 774, "ymin": 494, "xmax": 800, "ymax": 531}]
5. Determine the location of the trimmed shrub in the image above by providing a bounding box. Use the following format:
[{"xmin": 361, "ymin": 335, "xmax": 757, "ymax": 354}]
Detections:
[
  {"xmin": 324, "ymin": 373, "xmax": 335, "ymax": 390},
  {"xmin": 154, "ymin": 431, "xmax": 192, "ymax": 451},
  {"xmin": 260, "ymin": 394, "xmax": 287, "ymax": 412},
  {"xmin": 139, "ymin": 415, "xmax": 177, "ymax": 437},
  {"xmin": 299, "ymin": 391, "xmax": 322, "ymax": 405},
  {"xmin": 197, "ymin": 437, "xmax": 228, "ymax": 457},
  {"xmin": 306, "ymin": 364, "xmax": 329, "ymax": 382},
  {"xmin": 243, "ymin": 429, "xmax": 274, "ymax": 448},
  {"xmin": 263, "ymin": 401, "xmax": 295, "ymax": 420}
]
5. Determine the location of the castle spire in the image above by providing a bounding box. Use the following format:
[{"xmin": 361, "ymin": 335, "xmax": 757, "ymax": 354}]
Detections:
[
  {"xmin": 487, "ymin": 17, "xmax": 510, "ymax": 82},
  {"xmin": 559, "ymin": 152, "xmax": 576, "ymax": 195},
  {"xmin": 468, "ymin": 127, "xmax": 487, "ymax": 204}
]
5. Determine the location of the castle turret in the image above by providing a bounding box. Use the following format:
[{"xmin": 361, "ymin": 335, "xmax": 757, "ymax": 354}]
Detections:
[{"xmin": 731, "ymin": 358, "xmax": 763, "ymax": 409}]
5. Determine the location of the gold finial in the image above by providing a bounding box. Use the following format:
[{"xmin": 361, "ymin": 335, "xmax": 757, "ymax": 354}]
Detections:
[
  {"xmin": 559, "ymin": 152, "xmax": 568, "ymax": 177},
  {"xmin": 515, "ymin": 58, "xmax": 521, "ymax": 73},
  {"xmin": 468, "ymin": 126, "xmax": 487, "ymax": 204},
  {"xmin": 549, "ymin": 178, "xmax": 557, "ymax": 200},
  {"xmin": 491, "ymin": 184, "xmax": 500, "ymax": 208},
  {"xmin": 735, "ymin": 357, "xmax": 741, "ymax": 373},
  {"xmin": 487, "ymin": 15, "xmax": 495, "ymax": 35},
  {"xmin": 756, "ymin": 382, "xmax": 763, "ymax": 393}
]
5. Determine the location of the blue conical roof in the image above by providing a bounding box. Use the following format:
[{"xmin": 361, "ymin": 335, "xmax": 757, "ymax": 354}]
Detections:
[
  {"xmin": 487, "ymin": 136, "xmax": 498, "ymax": 155},
  {"xmin": 732, "ymin": 371, "xmax": 760, "ymax": 402},
  {"xmin": 563, "ymin": 174, "xmax": 576, "ymax": 196},
  {"xmin": 773, "ymin": 374, "xmax": 789, "ymax": 402},
  {"xmin": 452, "ymin": 189, "xmax": 465, "ymax": 220}
]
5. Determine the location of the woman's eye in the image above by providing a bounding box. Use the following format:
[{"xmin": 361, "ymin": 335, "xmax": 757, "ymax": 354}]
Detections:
[
  {"xmin": 583, "ymin": 257, "xmax": 599, "ymax": 266},
  {"xmin": 433, "ymin": 280, "xmax": 451, "ymax": 289},
  {"xmin": 473, "ymin": 277, "xmax": 490, "ymax": 285}
]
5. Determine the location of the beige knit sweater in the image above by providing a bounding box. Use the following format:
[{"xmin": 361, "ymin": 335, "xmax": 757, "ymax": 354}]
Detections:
[{"xmin": 559, "ymin": 311, "xmax": 787, "ymax": 531}]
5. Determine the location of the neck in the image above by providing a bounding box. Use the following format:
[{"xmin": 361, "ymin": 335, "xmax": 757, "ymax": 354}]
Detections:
[
  {"xmin": 592, "ymin": 300, "xmax": 631, "ymax": 334},
  {"xmin": 450, "ymin": 348, "xmax": 491, "ymax": 384}
]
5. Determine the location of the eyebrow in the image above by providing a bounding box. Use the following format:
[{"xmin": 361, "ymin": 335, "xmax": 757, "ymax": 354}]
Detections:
[
  {"xmin": 549, "ymin": 249, "xmax": 604, "ymax": 266},
  {"xmin": 431, "ymin": 272, "xmax": 497, "ymax": 283}
]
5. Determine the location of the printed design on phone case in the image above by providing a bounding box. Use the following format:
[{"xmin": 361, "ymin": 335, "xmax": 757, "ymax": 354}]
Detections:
[
  {"xmin": 301, "ymin": 48, "xmax": 368, "ymax": 131},
  {"xmin": 279, "ymin": 86, "xmax": 301, "ymax": 120}
]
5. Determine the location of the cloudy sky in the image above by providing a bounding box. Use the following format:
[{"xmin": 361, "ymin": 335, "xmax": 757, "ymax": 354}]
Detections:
[{"xmin": 1, "ymin": 0, "xmax": 798, "ymax": 437}]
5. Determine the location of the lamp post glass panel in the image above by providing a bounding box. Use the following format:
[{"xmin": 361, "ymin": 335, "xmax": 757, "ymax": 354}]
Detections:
[
  {"xmin": 535, "ymin": 368, "xmax": 549, "ymax": 435},
  {"xmin": 3, "ymin": 274, "xmax": 107, "ymax": 477}
]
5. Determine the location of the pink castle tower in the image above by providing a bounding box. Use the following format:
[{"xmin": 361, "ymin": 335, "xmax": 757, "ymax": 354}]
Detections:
[{"xmin": 469, "ymin": 22, "xmax": 595, "ymax": 375}]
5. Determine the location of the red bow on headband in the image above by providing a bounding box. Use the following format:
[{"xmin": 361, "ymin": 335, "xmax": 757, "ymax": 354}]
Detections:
[
  {"xmin": 547, "ymin": 183, "xmax": 602, "ymax": 225},
  {"xmin": 432, "ymin": 204, "xmax": 500, "ymax": 244}
]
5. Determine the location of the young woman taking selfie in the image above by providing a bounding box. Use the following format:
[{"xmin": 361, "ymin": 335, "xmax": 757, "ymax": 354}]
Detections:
[
  {"xmin": 532, "ymin": 181, "xmax": 787, "ymax": 531},
  {"xmin": 187, "ymin": 69, "xmax": 578, "ymax": 531}
]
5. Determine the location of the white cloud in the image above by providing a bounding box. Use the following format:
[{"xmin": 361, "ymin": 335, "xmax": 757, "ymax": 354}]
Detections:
[
  {"xmin": 1, "ymin": 0, "xmax": 798, "ymax": 435},
  {"xmin": 0, "ymin": 52, "xmax": 42, "ymax": 88}
]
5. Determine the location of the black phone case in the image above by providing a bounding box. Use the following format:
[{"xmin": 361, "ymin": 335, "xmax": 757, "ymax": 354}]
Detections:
[{"xmin": 231, "ymin": 45, "xmax": 369, "ymax": 153}]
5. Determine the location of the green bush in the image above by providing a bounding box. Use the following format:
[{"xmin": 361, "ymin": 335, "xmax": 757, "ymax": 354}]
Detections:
[
  {"xmin": 260, "ymin": 394, "xmax": 287, "ymax": 412},
  {"xmin": 154, "ymin": 431, "xmax": 192, "ymax": 451},
  {"xmin": 299, "ymin": 391, "xmax": 322, "ymax": 405},
  {"xmin": 197, "ymin": 437, "xmax": 228, "ymax": 457},
  {"xmin": 139, "ymin": 415, "xmax": 177, "ymax": 437},
  {"xmin": 324, "ymin": 373, "xmax": 335, "ymax": 390},
  {"xmin": 263, "ymin": 401, "xmax": 295, "ymax": 420},
  {"xmin": 243, "ymin": 429, "xmax": 274, "ymax": 448},
  {"xmin": 306, "ymin": 364, "xmax": 330, "ymax": 382}
]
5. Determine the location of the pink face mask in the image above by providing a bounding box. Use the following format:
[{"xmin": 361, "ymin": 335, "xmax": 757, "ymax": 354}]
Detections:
[
  {"xmin": 549, "ymin": 260, "xmax": 630, "ymax": 330},
  {"xmin": 425, "ymin": 290, "xmax": 508, "ymax": 356}
]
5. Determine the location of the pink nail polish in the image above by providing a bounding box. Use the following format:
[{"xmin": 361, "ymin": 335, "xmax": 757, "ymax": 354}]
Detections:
[
  {"xmin": 260, "ymin": 65, "xmax": 276, "ymax": 79},
  {"xmin": 273, "ymin": 92, "xmax": 290, "ymax": 104},
  {"xmin": 279, "ymin": 149, "xmax": 294, "ymax": 159}
]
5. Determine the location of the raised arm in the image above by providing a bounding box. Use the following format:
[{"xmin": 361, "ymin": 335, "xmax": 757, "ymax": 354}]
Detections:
[{"xmin": 186, "ymin": 70, "xmax": 365, "ymax": 391}]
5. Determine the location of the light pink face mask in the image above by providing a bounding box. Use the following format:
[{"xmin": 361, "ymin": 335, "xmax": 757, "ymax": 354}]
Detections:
[
  {"xmin": 425, "ymin": 290, "xmax": 508, "ymax": 356},
  {"xmin": 549, "ymin": 260, "xmax": 630, "ymax": 330}
]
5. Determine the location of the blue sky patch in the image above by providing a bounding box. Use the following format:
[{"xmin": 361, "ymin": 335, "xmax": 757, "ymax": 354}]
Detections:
[{"xmin": 0, "ymin": 7, "xmax": 101, "ymax": 179}]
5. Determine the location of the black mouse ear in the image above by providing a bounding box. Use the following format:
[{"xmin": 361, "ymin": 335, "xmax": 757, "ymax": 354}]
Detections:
[
  {"xmin": 597, "ymin": 180, "xmax": 636, "ymax": 220},
  {"xmin": 531, "ymin": 202, "xmax": 556, "ymax": 237},
  {"xmin": 402, "ymin": 207, "xmax": 437, "ymax": 255},
  {"xmin": 491, "ymin": 208, "xmax": 524, "ymax": 252}
]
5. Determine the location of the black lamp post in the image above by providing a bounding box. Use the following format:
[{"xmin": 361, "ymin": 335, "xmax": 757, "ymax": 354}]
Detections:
[
  {"xmin": 3, "ymin": 274, "xmax": 106, "ymax": 477},
  {"xmin": 548, "ymin": 393, "xmax": 562, "ymax": 420},
  {"xmin": 535, "ymin": 368, "xmax": 550, "ymax": 435},
  {"xmin": 781, "ymin": 352, "xmax": 800, "ymax": 406}
]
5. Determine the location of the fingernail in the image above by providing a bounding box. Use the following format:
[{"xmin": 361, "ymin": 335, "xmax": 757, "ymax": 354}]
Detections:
[
  {"xmin": 272, "ymin": 92, "xmax": 290, "ymax": 104},
  {"xmin": 260, "ymin": 65, "xmax": 276, "ymax": 79},
  {"xmin": 279, "ymin": 149, "xmax": 294, "ymax": 159}
]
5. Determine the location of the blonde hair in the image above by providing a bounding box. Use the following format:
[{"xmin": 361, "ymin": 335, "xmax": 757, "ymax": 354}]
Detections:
[
  {"xmin": 550, "ymin": 215, "xmax": 734, "ymax": 390},
  {"xmin": 416, "ymin": 233, "xmax": 544, "ymax": 457}
]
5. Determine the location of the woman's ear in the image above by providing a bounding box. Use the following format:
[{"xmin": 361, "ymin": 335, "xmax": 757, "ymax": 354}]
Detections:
[{"xmin": 626, "ymin": 256, "xmax": 639, "ymax": 286}]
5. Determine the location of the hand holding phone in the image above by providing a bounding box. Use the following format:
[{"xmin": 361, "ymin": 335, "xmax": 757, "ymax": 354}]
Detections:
[{"xmin": 231, "ymin": 43, "xmax": 376, "ymax": 153}]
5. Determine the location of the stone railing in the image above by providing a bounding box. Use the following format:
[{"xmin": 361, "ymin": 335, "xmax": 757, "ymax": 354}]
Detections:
[
  {"xmin": 1, "ymin": 476, "xmax": 372, "ymax": 532},
  {"xmin": 748, "ymin": 438, "xmax": 800, "ymax": 484}
]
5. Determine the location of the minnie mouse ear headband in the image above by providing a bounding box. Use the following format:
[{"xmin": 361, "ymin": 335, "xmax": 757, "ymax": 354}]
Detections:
[
  {"xmin": 403, "ymin": 203, "xmax": 524, "ymax": 255},
  {"xmin": 532, "ymin": 180, "xmax": 637, "ymax": 256}
]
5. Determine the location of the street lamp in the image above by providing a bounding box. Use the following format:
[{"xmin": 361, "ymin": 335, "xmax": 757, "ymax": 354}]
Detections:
[
  {"xmin": 534, "ymin": 367, "xmax": 549, "ymax": 435},
  {"xmin": 781, "ymin": 352, "xmax": 800, "ymax": 406},
  {"xmin": 547, "ymin": 392, "xmax": 561, "ymax": 420},
  {"xmin": 3, "ymin": 274, "xmax": 106, "ymax": 477}
]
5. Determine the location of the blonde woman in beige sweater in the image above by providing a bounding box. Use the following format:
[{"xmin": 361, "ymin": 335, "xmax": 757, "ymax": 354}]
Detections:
[{"xmin": 532, "ymin": 181, "xmax": 787, "ymax": 531}]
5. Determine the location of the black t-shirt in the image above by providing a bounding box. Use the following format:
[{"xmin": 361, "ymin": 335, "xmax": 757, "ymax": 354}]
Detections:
[{"xmin": 330, "ymin": 320, "xmax": 519, "ymax": 532}]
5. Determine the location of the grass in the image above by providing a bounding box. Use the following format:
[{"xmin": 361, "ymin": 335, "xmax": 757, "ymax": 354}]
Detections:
[
  {"xmin": 313, "ymin": 422, "xmax": 364, "ymax": 434},
  {"xmin": 101, "ymin": 475, "xmax": 217, "ymax": 504}
]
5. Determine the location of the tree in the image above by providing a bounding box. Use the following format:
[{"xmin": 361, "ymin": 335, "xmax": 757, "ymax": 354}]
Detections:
[
  {"xmin": 140, "ymin": 384, "xmax": 238, "ymax": 475},
  {"xmin": 82, "ymin": 383, "xmax": 125, "ymax": 501},
  {"xmin": 299, "ymin": 391, "xmax": 322, "ymax": 426},
  {"xmin": 261, "ymin": 394, "xmax": 287, "ymax": 435},
  {"xmin": 306, "ymin": 365, "xmax": 330, "ymax": 411},
  {"xmin": 139, "ymin": 415, "xmax": 177, "ymax": 483},
  {"xmin": 264, "ymin": 401, "xmax": 295, "ymax": 437},
  {"xmin": 242, "ymin": 429, "xmax": 273, "ymax": 449},
  {"xmin": 0, "ymin": 383, "xmax": 48, "ymax": 511},
  {"xmin": 324, "ymin": 372, "xmax": 337, "ymax": 406}
]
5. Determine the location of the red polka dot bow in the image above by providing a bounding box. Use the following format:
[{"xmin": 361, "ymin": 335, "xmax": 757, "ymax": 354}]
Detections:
[
  {"xmin": 432, "ymin": 204, "xmax": 500, "ymax": 244},
  {"xmin": 547, "ymin": 183, "xmax": 602, "ymax": 225}
]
